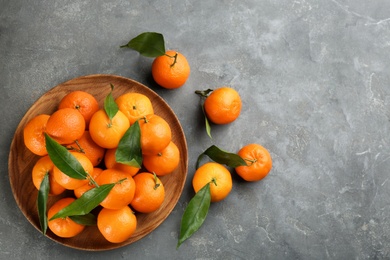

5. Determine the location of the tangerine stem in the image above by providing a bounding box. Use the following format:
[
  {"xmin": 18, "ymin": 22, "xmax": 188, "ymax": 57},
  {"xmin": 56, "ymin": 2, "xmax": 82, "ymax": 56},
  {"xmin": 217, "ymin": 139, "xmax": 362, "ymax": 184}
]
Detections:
[
  {"xmin": 211, "ymin": 177, "xmax": 217, "ymax": 186},
  {"xmin": 244, "ymin": 158, "xmax": 257, "ymax": 166},
  {"xmin": 74, "ymin": 140, "xmax": 85, "ymax": 154},
  {"xmin": 153, "ymin": 172, "xmax": 161, "ymax": 190},
  {"xmin": 141, "ymin": 116, "xmax": 149, "ymax": 123},
  {"xmin": 87, "ymin": 172, "xmax": 99, "ymax": 188},
  {"xmin": 165, "ymin": 52, "xmax": 178, "ymax": 67}
]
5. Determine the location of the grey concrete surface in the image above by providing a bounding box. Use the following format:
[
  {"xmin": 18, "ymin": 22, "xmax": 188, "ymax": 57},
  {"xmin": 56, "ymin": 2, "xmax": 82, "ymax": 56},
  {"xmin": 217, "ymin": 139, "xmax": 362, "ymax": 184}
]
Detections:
[{"xmin": 1, "ymin": 0, "xmax": 390, "ymax": 259}]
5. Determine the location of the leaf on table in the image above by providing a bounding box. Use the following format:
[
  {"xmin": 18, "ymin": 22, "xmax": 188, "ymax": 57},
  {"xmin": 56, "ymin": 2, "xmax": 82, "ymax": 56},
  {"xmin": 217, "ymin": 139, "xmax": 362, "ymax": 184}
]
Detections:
[
  {"xmin": 177, "ymin": 183, "xmax": 211, "ymax": 248},
  {"xmin": 120, "ymin": 32, "xmax": 166, "ymax": 58}
]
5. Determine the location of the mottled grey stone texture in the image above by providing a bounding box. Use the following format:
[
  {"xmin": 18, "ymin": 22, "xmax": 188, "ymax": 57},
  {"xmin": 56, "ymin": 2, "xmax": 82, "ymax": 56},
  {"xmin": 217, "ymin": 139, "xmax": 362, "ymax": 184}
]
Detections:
[{"xmin": 1, "ymin": 0, "xmax": 390, "ymax": 259}]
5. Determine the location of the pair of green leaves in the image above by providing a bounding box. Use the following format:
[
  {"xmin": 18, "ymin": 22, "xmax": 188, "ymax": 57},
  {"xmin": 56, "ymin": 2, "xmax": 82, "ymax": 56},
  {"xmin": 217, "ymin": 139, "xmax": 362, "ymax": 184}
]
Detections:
[
  {"xmin": 106, "ymin": 84, "xmax": 143, "ymax": 168},
  {"xmin": 195, "ymin": 89, "xmax": 214, "ymax": 138},
  {"xmin": 177, "ymin": 145, "xmax": 247, "ymax": 248},
  {"xmin": 38, "ymin": 84, "xmax": 143, "ymax": 234},
  {"xmin": 39, "ymin": 134, "xmax": 116, "ymax": 234},
  {"xmin": 120, "ymin": 32, "xmax": 166, "ymax": 58}
]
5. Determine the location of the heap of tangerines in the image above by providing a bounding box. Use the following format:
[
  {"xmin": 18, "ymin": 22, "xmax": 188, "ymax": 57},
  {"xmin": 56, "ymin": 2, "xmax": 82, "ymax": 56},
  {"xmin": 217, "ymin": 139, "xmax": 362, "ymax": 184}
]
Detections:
[
  {"xmin": 22, "ymin": 32, "xmax": 273, "ymax": 247},
  {"xmin": 24, "ymin": 86, "xmax": 180, "ymax": 243}
]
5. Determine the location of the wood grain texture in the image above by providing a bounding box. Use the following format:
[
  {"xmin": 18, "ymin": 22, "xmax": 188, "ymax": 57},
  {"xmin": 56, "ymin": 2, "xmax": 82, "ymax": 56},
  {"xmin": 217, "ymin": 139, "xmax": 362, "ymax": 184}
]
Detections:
[{"xmin": 8, "ymin": 74, "xmax": 188, "ymax": 251}]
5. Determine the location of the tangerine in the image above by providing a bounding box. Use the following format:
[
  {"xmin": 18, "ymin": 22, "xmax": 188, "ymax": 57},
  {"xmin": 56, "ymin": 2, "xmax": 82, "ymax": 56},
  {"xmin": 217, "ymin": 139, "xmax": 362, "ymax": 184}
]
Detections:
[
  {"xmin": 52, "ymin": 152, "xmax": 94, "ymax": 190},
  {"xmin": 130, "ymin": 172, "xmax": 165, "ymax": 213},
  {"xmin": 23, "ymin": 114, "xmax": 50, "ymax": 156},
  {"xmin": 48, "ymin": 197, "xmax": 85, "ymax": 238},
  {"xmin": 89, "ymin": 109, "xmax": 130, "ymax": 149},
  {"xmin": 235, "ymin": 143, "xmax": 272, "ymax": 182},
  {"xmin": 138, "ymin": 114, "xmax": 171, "ymax": 155},
  {"xmin": 203, "ymin": 87, "xmax": 242, "ymax": 124},
  {"xmin": 32, "ymin": 155, "xmax": 66, "ymax": 196},
  {"xmin": 58, "ymin": 90, "xmax": 99, "ymax": 127},
  {"xmin": 151, "ymin": 50, "xmax": 190, "ymax": 89},
  {"xmin": 45, "ymin": 108, "xmax": 86, "ymax": 144},
  {"xmin": 67, "ymin": 131, "xmax": 106, "ymax": 166},
  {"xmin": 192, "ymin": 162, "xmax": 232, "ymax": 203},
  {"xmin": 142, "ymin": 141, "xmax": 180, "ymax": 176},
  {"xmin": 104, "ymin": 148, "xmax": 140, "ymax": 177},
  {"xmin": 97, "ymin": 206, "xmax": 137, "ymax": 243},
  {"xmin": 116, "ymin": 92, "xmax": 154, "ymax": 124},
  {"xmin": 95, "ymin": 168, "xmax": 136, "ymax": 210}
]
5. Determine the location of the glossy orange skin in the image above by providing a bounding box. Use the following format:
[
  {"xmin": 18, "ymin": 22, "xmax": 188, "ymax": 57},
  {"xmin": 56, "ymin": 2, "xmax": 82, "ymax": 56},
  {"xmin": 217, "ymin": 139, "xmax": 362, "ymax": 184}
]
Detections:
[
  {"xmin": 95, "ymin": 168, "xmax": 136, "ymax": 210},
  {"xmin": 235, "ymin": 143, "xmax": 272, "ymax": 182},
  {"xmin": 46, "ymin": 108, "xmax": 86, "ymax": 145},
  {"xmin": 130, "ymin": 172, "xmax": 165, "ymax": 213},
  {"xmin": 142, "ymin": 141, "xmax": 180, "ymax": 176},
  {"xmin": 67, "ymin": 131, "xmax": 106, "ymax": 167},
  {"xmin": 104, "ymin": 148, "xmax": 140, "ymax": 177},
  {"xmin": 23, "ymin": 114, "xmax": 50, "ymax": 156},
  {"xmin": 89, "ymin": 109, "xmax": 130, "ymax": 149},
  {"xmin": 58, "ymin": 90, "xmax": 99, "ymax": 127},
  {"xmin": 52, "ymin": 152, "xmax": 93, "ymax": 190},
  {"xmin": 32, "ymin": 155, "xmax": 66, "ymax": 196},
  {"xmin": 97, "ymin": 206, "xmax": 137, "ymax": 243},
  {"xmin": 204, "ymin": 87, "xmax": 242, "ymax": 124},
  {"xmin": 152, "ymin": 50, "xmax": 190, "ymax": 89},
  {"xmin": 192, "ymin": 162, "xmax": 232, "ymax": 203},
  {"xmin": 116, "ymin": 92, "xmax": 154, "ymax": 124},
  {"xmin": 48, "ymin": 198, "xmax": 85, "ymax": 238},
  {"xmin": 138, "ymin": 114, "xmax": 171, "ymax": 155}
]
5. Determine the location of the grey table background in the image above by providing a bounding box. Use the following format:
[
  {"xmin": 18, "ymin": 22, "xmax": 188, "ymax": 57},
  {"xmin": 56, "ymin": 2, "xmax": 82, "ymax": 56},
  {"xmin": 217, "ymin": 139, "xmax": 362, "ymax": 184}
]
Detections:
[{"xmin": 1, "ymin": 0, "xmax": 390, "ymax": 259}]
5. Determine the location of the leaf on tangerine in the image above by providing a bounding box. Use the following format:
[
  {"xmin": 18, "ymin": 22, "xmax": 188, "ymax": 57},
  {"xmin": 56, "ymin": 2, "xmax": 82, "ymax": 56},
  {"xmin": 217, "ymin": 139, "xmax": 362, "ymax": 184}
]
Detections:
[
  {"xmin": 116, "ymin": 120, "xmax": 143, "ymax": 168},
  {"xmin": 45, "ymin": 133, "xmax": 88, "ymax": 180},
  {"xmin": 196, "ymin": 145, "xmax": 247, "ymax": 169},
  {"xmin": 37, "ymin": 173, "xmax": 50, "ymax": 235}
]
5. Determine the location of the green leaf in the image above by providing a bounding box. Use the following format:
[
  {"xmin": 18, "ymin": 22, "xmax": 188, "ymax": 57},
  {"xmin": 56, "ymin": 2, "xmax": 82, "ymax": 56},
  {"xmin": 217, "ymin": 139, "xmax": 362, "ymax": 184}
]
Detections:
[
  {"xmin": 45, "ymin": 133, "xmax": 88, "ymax": 180},
  {"xmin": 194, "ymin": 89, "xmax": 213, "ymax": 97},
  {"xmin": 70, "ymin": 213, "xmax": 97, "ymax": 226},
  {"xmin": 202, "ymin": 105, "xmax": 212, "ymax": 139},
  {"xmin": 49, "ymin": 183, "xmax": 115, "ymax": 220},
  {"xmin": 195, "ymin": 89, "xmax": 214, "ymax": 139},
  {"xmin": 120, "ymin": 32, "xmax": 166, "ymax": 58},
  {"xmin": 37, "ymin": 173, "xmax": 50, "ymax": 234},
  {"xmin": 115, "ymin": 120, "xmax": 142, "ymax": 168},
  {"xmin": 196, "ymin": 145, "xmax": 247, "ymax": 169},
  {"xmin": 177, "ymin": 183, "xmax": 211, "ymax": 248},
  {"xmin": 104, "ymin": 84, "xmax": 119, "ymax": 122}
]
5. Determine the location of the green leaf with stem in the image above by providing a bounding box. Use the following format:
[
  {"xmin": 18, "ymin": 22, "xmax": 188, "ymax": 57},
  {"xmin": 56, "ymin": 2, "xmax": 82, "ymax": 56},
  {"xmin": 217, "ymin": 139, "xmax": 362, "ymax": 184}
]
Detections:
[
  {"xmin": 37, "ymin": 173, "xmax": 50, "ymax": 234},
  {"xmin": 49, "ymin": 182, "xmax": 119, "ymax": 220},
  {"xmin": 177, "ymin": 183, "xmax": 211, "ymax": 248},
  {"xmin": 104, "ymin": 84, "xmax": 119, "ymax": 125},
  {"xmin": 195, "ymin": 89, "xmax": 214, "ymax": 139},
  {"xmin": 196, "ymin": 145, "xmax": 247, "ymax": 169},
  {"xmin": 120, "ymin": 32, "xmax": 166, "ymax": 57},
  {"xmin": 45, "ymin": 133, "xmax": 97, "ymax": 187},
  {"xmin": 115, "ymin": 120, "xmax": 143, "ymax": 168}
]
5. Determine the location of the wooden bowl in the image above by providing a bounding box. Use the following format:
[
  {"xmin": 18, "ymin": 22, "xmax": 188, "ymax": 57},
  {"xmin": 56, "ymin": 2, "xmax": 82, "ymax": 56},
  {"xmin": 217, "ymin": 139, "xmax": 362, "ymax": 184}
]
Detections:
[{"xmin": 8, "ymin": 74, "xmax": 188, "ymax": 251}]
